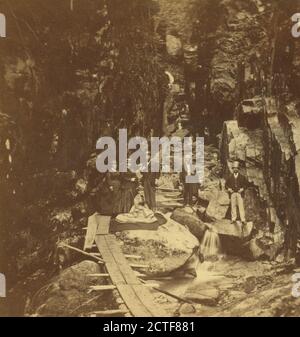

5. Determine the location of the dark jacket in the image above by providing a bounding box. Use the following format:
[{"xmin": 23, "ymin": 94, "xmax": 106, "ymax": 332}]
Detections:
[
  {"xmin": 225, "ymin": 173, "xmax": 248, "ymax": 193},
  {"xmin": 120, "ymin": 172, "xmax": 138, "ymax": 190},
  {"xmin": 141, "ymin": 171, "xmax": 159, "ymax": 188}
]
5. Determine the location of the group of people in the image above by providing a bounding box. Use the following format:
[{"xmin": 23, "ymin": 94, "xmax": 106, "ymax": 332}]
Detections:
[
  {"xmin": 91, "ymin": 152, "xmax": 248, "ymax": 226},
  {"xmin": 180, "ymin": 159, "xmax": 249, "ymax": 226},
  {"xmin": 180, "ymin": 161, "xmax": 248, "ymax": 225},
  {"xmin": 93, "ymin": 155, "xmax": 200, "ymax": 218},
  {"xmin": 94, "ymin": 161, "xmax": 159, "ymax": 218}
]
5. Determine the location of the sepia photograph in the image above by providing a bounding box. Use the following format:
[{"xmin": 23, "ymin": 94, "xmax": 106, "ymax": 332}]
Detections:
[{"xmin": 1, "ymin": 0, "xmax": 300, "ymax": 319}]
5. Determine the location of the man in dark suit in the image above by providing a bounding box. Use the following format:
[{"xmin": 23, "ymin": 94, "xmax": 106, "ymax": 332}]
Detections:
[
  {"xmin": 180, "ymin": 158, "xmax": 201, "ymax": 207},
  {"xmin": 225, "ymin": 161, "xmax": 248, "ymax": 224}
]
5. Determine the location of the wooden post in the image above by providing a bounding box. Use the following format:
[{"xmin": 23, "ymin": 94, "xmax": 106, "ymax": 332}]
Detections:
[
  {"xmin": 87, "ymin": 273, "xmax": 110, "ymax": 277},
  {"xmin": 89, "ymin": 285, "xmax": 116, "ymax": 291},
  {"xmin": 59, "ymin": 243, "xmax": 105, "ymax": 264},
  {"xmin": 130, "ymin": 263, "xmax": 148, "ymax": 269},
  {"xmin": 125, "ymin": 254, "xmax": 143, "ymax": 260}
]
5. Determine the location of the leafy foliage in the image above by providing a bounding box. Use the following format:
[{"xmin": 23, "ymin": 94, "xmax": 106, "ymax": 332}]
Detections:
[{"xmin": 0, "ymin": 0, "xmax": 165, "ymax": 175}]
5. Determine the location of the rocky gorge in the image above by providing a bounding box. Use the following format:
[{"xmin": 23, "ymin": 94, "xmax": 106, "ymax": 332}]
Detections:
[{"xmin": 1, "ymin": 0, "xmax": 300, "ymax": 317}]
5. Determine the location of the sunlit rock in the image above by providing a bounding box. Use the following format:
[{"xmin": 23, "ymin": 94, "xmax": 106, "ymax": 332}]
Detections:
[{"xmin": 118, "ymin": 213, "xmax": 200, "ymax": 276}]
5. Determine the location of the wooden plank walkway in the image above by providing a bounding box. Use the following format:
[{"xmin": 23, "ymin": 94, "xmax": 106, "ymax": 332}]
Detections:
[{"xmin": 89, "ymin": 214, "xmax": 168, "ymax": 317}]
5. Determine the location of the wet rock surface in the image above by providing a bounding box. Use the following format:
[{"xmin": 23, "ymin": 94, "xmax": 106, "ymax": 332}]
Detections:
[
  {"xmin": 157, "ymin": 257, "xmax": 300, "ymax": 317},
  {"xmin": 218, "ymin": 272, "xmax": 300, "ymax": 317},
  {"xmin": 171, "ymin": 208, "xmax": 208, "ymax": 240}
]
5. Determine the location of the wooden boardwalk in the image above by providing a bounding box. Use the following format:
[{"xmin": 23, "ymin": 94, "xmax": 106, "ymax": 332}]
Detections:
[{"xmin": 86, "ymin": 214, "xmax": 168, "ymax": 317}]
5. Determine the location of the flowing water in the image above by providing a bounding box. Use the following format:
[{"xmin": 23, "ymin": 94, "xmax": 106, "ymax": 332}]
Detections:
[
  {"xmin": 157, "ymin": 230, "xmax": 224, "ymax": 300},
  {"xmin": 200, "ymin": 229, "xmax": 221, "ymax": 257},
  {"xmin": 156, "ymin": 260, "xmax": 225, "ymax": 301}
]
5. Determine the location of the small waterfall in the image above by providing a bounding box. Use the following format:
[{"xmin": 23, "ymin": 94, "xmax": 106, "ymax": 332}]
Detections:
[{"xmin": 200, "ymin": 228, "xmax": 221, "ymax": 257}]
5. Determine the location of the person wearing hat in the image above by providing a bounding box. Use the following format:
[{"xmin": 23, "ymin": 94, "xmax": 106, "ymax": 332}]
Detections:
[{"xmin": 225, "ymin": 161, "xmax": 248, "ymax": 224}]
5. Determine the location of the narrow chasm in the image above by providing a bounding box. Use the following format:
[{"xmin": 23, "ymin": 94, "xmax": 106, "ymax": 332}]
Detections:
[{"xmin": 1, "ymin": 0, "xmax": 300, "ymax": 317}]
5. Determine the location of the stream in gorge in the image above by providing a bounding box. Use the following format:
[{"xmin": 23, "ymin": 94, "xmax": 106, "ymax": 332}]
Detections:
[{"xmin": 2, "ymin": 0, "xmax": 300, "ymax": 318}]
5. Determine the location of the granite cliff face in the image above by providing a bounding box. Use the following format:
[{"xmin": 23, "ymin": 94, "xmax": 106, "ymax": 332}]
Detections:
[{"xmin": 193, "ymin": 0, "xmax": 300, "ymax": 258}]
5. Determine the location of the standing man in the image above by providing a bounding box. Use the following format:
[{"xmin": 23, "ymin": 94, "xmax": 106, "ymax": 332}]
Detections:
[
  {"xmin": 180, "ymin": 156, "xmax": 200, "ymax": 207},
  {"xmin": 225, "ymin": 161, "xmax": 248, "ymax": 224}
]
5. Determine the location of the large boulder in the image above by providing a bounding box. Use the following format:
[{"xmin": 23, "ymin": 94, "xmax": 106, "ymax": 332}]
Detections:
[
  {"xmin": 118, "ymin": 213, "xmax": 200, "ymax": 277},
  {"xmin": 198, "ymin": 190, "xmax": 216, "ymax": 204},
  {"xmin": 205, "ymin": 191, "xmax": 230, "ymax": 221},
  {"xmin": 198, "ymin": 180, "xmax": 220, "ymax": 205},
  {"xmin": 26, "ymin": 261, "xmax": 106, "ymax": 317},
  {"xmin": 241, "ymin": 233, "xmax": 284, "ymax": 261},
  {"xmin": 209, "ymin": 219, "xmax": 254, "ymax": 257},
  {"xmin": 211, "ymin": 219, "xmax": 253, "ymax": 238},
  {"xmin": 171, "ymin": 208, "xmax": 208, "ymax": 240},
  {"xmin": 242, "ymin": 238, "xmax": 266, "ymax": 260}
]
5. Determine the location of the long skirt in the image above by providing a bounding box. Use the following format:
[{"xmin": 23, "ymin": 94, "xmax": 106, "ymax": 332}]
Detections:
[{"xmin": 119, "ymin": 188, "xmax": 136, "ymax": 214}]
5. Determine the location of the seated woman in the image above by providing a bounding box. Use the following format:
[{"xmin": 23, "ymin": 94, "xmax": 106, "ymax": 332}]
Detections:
[{"xmin": 116, "ymin": 193, "xmax": 157, "ymax": 224}]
